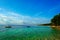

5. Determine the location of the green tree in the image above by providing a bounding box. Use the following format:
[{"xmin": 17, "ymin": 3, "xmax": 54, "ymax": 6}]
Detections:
[{"xmin": 51, "ymin": 13, "xmax": 60, "ymax": 26}]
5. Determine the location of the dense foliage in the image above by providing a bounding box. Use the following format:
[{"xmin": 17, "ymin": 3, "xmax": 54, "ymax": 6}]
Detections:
[{"xmin": 51, "ymin": 13, "xmax": 60, "ymax": 26}]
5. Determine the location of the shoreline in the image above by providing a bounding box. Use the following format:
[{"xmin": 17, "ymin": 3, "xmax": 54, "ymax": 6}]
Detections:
[{"xmin": 51, "ymin": 25, "xmax": 60, "ymax": 30}]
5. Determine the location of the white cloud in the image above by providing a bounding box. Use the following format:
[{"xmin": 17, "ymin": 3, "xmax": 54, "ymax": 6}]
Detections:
[{"xmin": 0, "ymin": 8, "xmax": 50, "ymax": 25}]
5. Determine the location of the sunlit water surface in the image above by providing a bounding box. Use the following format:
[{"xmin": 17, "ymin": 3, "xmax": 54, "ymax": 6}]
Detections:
[{"xmin": 0, "ymin": 26, "xmax": 60, "ymax": 40}]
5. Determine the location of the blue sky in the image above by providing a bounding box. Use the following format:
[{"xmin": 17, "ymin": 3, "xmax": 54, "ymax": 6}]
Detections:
[{"xmin": 0, "ymin": 0, "xmax": 60, "ymax": 25}]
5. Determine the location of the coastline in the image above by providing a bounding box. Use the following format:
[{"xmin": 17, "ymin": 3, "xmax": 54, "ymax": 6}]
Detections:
[
  {"xmin": 51, "ymin": 25, "xmax": 60, "ymax": 30},
  {"xmin": 38, "ymin": 24, "xmax": 60, "ymax": 30},
  {"xmin": 38, "ymin": 23, "xmax": 51, "ymax": 26}
]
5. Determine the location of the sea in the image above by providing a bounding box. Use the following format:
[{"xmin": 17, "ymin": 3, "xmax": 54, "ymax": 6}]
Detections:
[{"xmin": 0, "ymin": 25, "xmax": 60, "ymax": 40}]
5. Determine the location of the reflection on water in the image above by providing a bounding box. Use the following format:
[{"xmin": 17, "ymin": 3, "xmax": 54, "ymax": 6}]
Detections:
[{"xmin": 0, "ymin": 26, "xmax": 60, "ymax": 40}]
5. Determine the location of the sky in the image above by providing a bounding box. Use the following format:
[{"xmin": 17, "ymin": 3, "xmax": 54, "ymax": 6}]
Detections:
[{"xmin": 0, "ymin": 0, "xmax": 60, "ymax": 25}]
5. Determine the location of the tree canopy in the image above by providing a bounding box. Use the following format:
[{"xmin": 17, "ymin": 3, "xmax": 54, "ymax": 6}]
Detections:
[{"xmin": 51, "ymin": 13, "xmax": 60, "ymax": 26}]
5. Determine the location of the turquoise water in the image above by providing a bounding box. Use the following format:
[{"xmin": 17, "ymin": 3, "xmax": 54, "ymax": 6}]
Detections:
[{"xmin": 0, "ymin": 26, "xmax": 60, "ymax": 40}]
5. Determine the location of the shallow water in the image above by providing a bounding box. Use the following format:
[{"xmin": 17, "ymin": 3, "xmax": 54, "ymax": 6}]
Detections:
[{"xmin": 0, "ymin": 26, "xmax": 60, "ymax": 40}]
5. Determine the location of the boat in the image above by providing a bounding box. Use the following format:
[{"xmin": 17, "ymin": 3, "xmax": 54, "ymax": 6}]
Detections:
[
  {"xmin": 27, "ymin": 26, "xmax": 30, "ymax": 28},
  {"xmin": 5, "ymin": 25, "xmax": 12, "ymax": 28}
]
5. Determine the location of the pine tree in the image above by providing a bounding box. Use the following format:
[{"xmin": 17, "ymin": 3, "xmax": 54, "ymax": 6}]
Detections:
[{"xmin": 51, "ymin": 13, "xmax": 60, "ymax": 26}]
